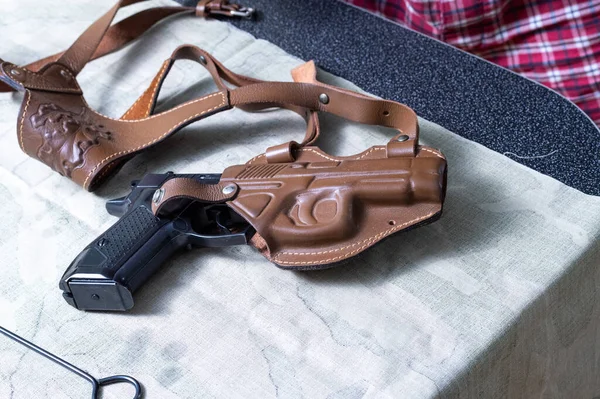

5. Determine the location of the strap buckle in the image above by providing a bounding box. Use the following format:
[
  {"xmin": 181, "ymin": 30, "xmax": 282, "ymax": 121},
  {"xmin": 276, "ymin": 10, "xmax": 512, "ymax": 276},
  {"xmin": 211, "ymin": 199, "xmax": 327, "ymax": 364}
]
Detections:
[
  {"xmin": 229, "ymin": 7, "xmax": 255, "ymax": 19},
  {"xmin": 197, "ymin": 1, "xmax": 255, "ymax": 19}
]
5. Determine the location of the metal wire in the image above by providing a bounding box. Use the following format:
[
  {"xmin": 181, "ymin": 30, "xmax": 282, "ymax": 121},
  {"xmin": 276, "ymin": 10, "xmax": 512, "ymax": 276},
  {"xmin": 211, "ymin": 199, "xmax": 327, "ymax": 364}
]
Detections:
[{"xmin": 0, "ymin": 325, "xmax": 142, "ymax": 399}]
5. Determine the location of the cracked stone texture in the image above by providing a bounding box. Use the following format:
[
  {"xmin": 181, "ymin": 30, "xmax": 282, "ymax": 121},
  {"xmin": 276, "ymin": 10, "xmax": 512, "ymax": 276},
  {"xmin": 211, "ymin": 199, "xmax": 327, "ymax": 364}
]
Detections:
[{"xmin": 1, "ymin": 1, "xmax": 600, "ymax": 398}]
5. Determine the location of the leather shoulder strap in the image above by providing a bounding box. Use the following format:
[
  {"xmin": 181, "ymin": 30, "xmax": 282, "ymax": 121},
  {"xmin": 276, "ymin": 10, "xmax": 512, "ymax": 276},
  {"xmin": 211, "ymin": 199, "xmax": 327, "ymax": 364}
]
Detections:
[
  {"xmin": 0, "ymin": 0, "xmax": 251, "ymax": 93},
  {"xmin": 58, "ymin": 0, "xmax": 175, "ymax": 76},
  {"xmin": 1, "ymin": 1, "xmax": 419, "ymax": 191}
]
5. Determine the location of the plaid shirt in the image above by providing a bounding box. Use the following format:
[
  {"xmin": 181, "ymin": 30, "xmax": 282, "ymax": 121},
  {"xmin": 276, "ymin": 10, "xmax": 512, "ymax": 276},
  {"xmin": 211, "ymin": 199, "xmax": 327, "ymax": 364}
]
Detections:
[{"xmin": 343, "ymin": 0, "xmax": 600, "ymax": 126}]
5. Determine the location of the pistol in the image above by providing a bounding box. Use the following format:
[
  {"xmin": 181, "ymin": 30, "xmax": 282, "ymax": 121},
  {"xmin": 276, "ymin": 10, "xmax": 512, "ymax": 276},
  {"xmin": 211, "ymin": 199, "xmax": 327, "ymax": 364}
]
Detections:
[
  {"xmin": 60, "ymin": 148, "xmax": 446, "ymax": 311},
  {"xmin": 59, "ymin": 173, "xmax": 254, "ymax": 311}
]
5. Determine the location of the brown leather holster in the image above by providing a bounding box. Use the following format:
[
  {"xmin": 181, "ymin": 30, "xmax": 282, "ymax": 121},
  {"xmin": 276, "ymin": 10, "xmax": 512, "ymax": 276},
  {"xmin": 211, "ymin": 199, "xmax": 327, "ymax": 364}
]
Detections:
[{"xmin": 0, "ymin": 0, "xmax": 447, "ymax": 269}]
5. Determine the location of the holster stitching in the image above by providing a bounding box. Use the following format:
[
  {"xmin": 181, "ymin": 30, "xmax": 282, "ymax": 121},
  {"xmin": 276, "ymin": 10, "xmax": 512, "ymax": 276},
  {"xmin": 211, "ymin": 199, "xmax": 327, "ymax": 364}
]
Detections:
[
  {"xmin": 18, "ymin": 90, "xmax": 31, "ymax": 152},
  {"xmin": 273, "ymin": 210, "xmax": 438, "ymax": 265},
  {"xmin": 85, "ymin": 91, "xmax": 225, "ymax": 123},
  {"xmin": 18, "ymin": 67, "xmax": 82, "ymax": 93},
  {"xmin": 121, "ymin": 60, "xmax": 170, "ymax": 120},
  {"xmin": 83, "ymin": 91, "xmax": 227, "ymax": 188}
]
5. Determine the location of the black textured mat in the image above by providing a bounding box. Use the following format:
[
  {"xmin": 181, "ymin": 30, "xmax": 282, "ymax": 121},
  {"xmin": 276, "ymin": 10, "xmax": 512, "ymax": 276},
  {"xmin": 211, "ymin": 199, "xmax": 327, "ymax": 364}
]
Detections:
[{"xmin": 178, "ymin": 0, "xmax": 600, "ymax": 195}]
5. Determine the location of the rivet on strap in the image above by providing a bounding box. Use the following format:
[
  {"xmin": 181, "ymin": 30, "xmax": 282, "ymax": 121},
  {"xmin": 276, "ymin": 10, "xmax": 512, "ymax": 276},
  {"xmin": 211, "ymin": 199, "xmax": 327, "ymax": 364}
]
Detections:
[
  {"xmin": 196, "ymin": 0, "xmax": 255, "ymax": 19},
  {"xmin": 386, "ymin": 133, "xmax": 416, "ymax": 158},
  {"xmin": 151, "ymin": 178, "xmax": 238, "ymax": 216}
]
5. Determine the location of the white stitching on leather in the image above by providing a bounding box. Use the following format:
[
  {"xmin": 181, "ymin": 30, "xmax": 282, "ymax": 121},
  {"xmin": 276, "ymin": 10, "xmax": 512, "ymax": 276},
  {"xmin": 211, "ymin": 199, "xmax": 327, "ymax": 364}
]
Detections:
[
  {"xmin": 83, "ymin": 91, "xmax": 227, "ymax": 188},
  {"xmin": 273, "ymin": 210, "xmax": 437, "ymax": 265},
  {"xmin": 301, "ymin": 148, "xmax": 339, "ymax": 161},
  {"xmin": 86, "ymin": 91, "xmax": 226, "ymax": 123},
  {"xmin": 18, "ymin": 90, "xmax": 31, "ymax": 152},
  {"xmin": 144, "ymin": 61, "xmax": 169, "ymax": 117},
  {"xmin": 356, "ymin": 147, "xmax": 384, "ymax": 159},
  {"xmin": 246, "ymin": 153, "xmax": 266, "ymax": 165},
  {"xmin": 16, "ymin": 67, "xmax": 82, "ymax": 92},
  {"xmin": 22, "ymin": 85, "xmax": 81, "ymax": 92},
  {"xmin": 246, "ymin": 144, "xmax": 443, "ymax": 265},
  {"xmin": 245, "ymin": 145, "xmax": 444, "ymax": 165},
  {"xmin": 419, "ymin": 146, "xmax": 444, "ymax": 159},
  {"xmin": 122, "ymin": 60, "xmax": 169, "ymax": 120}
]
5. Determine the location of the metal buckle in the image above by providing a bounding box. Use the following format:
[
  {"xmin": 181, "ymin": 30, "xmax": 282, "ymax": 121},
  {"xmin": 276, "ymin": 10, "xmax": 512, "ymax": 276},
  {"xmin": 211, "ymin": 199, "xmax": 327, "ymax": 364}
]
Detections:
[
  {"xmin": 202, "ymin": 1, "xmax": 255, "ymax": 19},
  {"xmin": 229, "ymin": 7, "xmax": 255, "ymax": 19}
]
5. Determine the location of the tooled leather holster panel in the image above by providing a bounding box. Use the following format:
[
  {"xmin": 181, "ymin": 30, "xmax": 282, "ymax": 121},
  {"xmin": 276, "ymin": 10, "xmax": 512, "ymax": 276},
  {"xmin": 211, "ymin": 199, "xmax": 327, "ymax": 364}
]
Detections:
[
  {"xmin": 17, "ymin": 83, "xmax": 135, "ymax": 191},
  {"xmin": 15, "ymin": 62, "xmax": 230, "ymax": 190},
  {"xmin": 221, "ymin": 146, "xmax": 447, "ymax": 269},
  {"xmin": 29, "ymin": 103, "xmax": 112, "ymax": 177},
  {"xmin": 14, "ymin": 62, "xmax": 120, "ymax": 188}
]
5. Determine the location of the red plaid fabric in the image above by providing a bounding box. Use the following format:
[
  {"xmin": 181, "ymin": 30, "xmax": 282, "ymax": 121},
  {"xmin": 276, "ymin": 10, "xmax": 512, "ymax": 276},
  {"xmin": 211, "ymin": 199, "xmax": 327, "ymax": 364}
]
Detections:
[{"xmin": 343, "ymin": 0, "xmax": 600, "ymax": 126}]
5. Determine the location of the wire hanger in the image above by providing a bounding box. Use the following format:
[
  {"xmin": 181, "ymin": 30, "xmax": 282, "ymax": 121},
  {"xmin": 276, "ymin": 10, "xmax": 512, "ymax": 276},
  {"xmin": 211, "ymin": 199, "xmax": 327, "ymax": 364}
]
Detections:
[{"xmin": 0, "ymin": 325, "xmax": 143, "ymax": 399}]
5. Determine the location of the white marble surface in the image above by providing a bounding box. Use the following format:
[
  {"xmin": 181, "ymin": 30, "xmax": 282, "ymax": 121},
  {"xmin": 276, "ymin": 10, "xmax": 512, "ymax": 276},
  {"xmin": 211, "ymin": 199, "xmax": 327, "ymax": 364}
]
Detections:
[{"xmin": 1, "ymin": 1, "xmax": 600, "ymax": 398}]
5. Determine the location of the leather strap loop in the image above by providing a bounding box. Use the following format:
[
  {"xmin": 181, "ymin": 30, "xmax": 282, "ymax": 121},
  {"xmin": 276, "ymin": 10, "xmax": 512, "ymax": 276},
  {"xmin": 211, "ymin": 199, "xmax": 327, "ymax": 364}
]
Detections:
[
  {"xmin": 229, "ymin": 81, "xmax": 419, "ymax": 156},
  {"xmin": 122, "ymin": 45, "xmax": 322, "ymax": 145},
  {"xmin": 265, "ymin": 141, "xmax": 298, "ymax": 163},
  {"xmin": 88, "ymin": 57, "xmax": 417, "ymax": 189},
  {"xmin": 386, "ymin": 133, "xmax": 416, "ymax": 158},
  {"xmin": 151, "ymin": 178, "xmax": 237, "ymax": 216}
]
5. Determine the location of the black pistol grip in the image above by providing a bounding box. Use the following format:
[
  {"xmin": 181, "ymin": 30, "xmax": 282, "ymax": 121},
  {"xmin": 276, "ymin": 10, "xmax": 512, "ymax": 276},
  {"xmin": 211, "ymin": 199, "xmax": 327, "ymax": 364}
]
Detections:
[
  {"xmin": 96, "ymin": 206, "xmax": 163, "ymax": 274},
  {"xmin": 60, "ymin": 205, "xmax": 184, "ymax": 311}
]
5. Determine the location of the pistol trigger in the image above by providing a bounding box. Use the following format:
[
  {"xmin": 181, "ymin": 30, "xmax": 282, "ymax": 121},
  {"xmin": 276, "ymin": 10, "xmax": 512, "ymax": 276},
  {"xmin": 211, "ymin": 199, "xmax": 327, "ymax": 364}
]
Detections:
[{"xmin": 215, "ymin": 210, "xmax": 233, "ymax": 234}]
